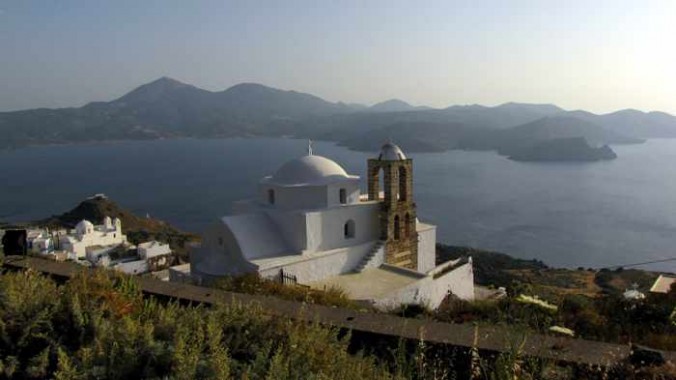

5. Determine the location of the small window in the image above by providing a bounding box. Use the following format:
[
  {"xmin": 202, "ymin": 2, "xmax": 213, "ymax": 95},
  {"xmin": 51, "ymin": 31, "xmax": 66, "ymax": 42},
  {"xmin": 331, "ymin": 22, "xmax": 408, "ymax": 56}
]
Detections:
[
  {"xmin": 218, "ymin": 237, "xmax": 224, "ymax": 246},
  {"xmin": 268, "ymin": 189, "xmax": 275, "ymax": 205},
  {"xmin": 394, "ymin": 215, "xmax": 400, "ymax": 240},
  {"xmin": 339, "ymin": 188, "xmax": 347, "ymax": 204},
  {"xmin": 344, "ymin": 220, "xmax": 355, "ymax": 239}
]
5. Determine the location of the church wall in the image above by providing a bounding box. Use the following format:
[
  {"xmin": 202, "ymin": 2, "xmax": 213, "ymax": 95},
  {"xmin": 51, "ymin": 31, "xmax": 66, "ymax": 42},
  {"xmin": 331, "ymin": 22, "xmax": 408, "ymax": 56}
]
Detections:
[
  {"xmin": 260, "ymin": 185, "xmax": 327, "ymax": 210},
  {"xmin": 67, "ymin": 241, "xmax": 86, "ymax": 259},
  {"xmin": 326, "ymin": 180, "xmax": 360, "ymax": 207},
  {"xmin": 304, "ymin": 203, "xmax": 379, "ymax": 253},
  {"xmin": 266, "ymin": 210, "xmax": 308, "ymax": 252},
  {"xmin": 259, "ymin": 241, "xmax": 374, "ymax": 283},
  {"xmin": 191, "ymin": 221, "xmax": 251, "ymax": 278},
  {"xmin": 373, "ymin": 262, "xmax": 474, "ymax": 310},
  {"xmin": 417, "ymin": 224, "xmax": 437, "ymax": 273},
  {"xmin": 429, "ymin": 261, "xmax": 474, "ymax": 303}
]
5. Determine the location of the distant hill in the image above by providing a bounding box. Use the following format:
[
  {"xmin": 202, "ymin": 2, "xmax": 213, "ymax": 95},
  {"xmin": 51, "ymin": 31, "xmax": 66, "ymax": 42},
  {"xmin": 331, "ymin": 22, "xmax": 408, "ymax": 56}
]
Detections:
[
  {"xmin": 494, "ymin": 116, "xmax": 643, "ymax": 156},
  {"xmin": 337, "ymin": 122, "xmax": 475, "ymax": 152},
  {"xmin": 337, "ymin": 115, "xmax": 643, "ymax": 160},
  {"xmin": 507, "ymin": 137, "xmax": 617, "ymax": 162},
  {"xmin": 369, "ymin": 99, "xmax": 432, "ymax": 112},
  {"xmin": 1, "ymin": 77, "xmax": 674, "ymax": 152},
  {"xmin": 566, "ymin": 109, "xmax": 676, "ymax": 138},
  {"xmin": 0, "ymin": 78, "xmax": 354, "ymax": 149}
]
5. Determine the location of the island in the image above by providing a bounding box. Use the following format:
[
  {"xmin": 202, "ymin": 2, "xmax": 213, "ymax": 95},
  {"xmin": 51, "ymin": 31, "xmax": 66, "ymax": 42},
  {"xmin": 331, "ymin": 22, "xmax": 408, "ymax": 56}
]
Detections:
[{"xmin": 507, "ymin": 137, "xmax": 618, "ymax": 162}]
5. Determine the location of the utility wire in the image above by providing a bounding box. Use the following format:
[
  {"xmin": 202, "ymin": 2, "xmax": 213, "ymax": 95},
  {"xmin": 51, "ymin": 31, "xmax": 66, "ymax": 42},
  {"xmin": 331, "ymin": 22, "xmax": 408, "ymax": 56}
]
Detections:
[{"xmin": 600, "ymin": 257, "xmax": 676, "ymax": 270}]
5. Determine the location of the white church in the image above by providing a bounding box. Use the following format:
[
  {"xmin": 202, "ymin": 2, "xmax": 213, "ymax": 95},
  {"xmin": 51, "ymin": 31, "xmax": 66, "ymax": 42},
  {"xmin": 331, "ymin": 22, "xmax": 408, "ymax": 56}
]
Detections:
[
  {"xmin": 60, "ymin": 217, "xmax": 127, "ymax": 259},
  {"xmin": 185, "ymin": 142, "xmax": 474, "ymax": 309}
]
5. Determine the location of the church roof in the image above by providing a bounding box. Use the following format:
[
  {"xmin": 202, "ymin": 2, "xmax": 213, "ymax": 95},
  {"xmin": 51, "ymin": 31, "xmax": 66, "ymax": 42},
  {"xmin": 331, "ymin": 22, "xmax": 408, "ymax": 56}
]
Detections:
[
  {"xmin": 76, "ymin": 220, "xmax": 94, "ymax": 231},
  {"xmin": 262, "ymin": 154, "xmax": 355, "ymax": 186},
  {"xmin": 378, "ymin": 142, "xmax": 406, "ymax": 161}
]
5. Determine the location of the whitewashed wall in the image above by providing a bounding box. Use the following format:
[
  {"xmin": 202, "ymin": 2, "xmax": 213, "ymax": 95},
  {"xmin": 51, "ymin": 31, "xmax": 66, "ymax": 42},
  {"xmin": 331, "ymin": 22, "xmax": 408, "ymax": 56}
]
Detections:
[
  {"xmin": 416, "ymin": 224, "xmax": 437, "ymax": 273},
  {"xmin": 326, "ymin": 181, "xmax": 360, "ymax": 207},
  {"xmin": 138, "ymin": 241, "xmax": 171, "ymax": 259},
  {"xmin": 427, "ymin": 261, "xmax": 475, "ymax": 304},
  {"xmin": 266, "ymin": 185, "xmax": 327, "ymax": 210},
  {"xmin": 114, "ymin": 260, "xmax": 148, "ymax": 275},
  {"xmin": 266, "ymin": 210, "xmax": 308, "ymax": 252},
  {"xmin": 190, "ymin": 222, "xmax": 255, "ymax": 278},
  {"xmin": 374, "ymin": 261, "xmax": 474, "ymax": 310},
  {"xmin": 304, "ymin": 203, "xmax": 380, "ymax": 253},
  {"xmin": 259, "ymin": 241, "xmax": 374, "ymax": 283}
]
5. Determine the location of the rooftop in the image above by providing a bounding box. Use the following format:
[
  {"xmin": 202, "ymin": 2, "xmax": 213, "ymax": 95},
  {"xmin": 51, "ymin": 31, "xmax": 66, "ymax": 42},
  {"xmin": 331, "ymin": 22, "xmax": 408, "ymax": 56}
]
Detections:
[
  {"xmin": 378, "ymin": 142, "xmax": 407, "ymax": 161},
  {"xmin": 261, "ymin": 154, "xmax": 358, "ymax": 187},
  {"xmin": 650, "ymin": 275, "xmax": 675, "ymax": 293}
]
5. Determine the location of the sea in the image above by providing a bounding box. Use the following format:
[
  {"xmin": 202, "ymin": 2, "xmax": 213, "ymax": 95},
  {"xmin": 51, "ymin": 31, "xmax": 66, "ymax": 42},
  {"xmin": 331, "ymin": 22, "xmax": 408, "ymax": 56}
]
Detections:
[{"xmin": 1, "ymin": 137, "xmax": 675, "ymax": 272}]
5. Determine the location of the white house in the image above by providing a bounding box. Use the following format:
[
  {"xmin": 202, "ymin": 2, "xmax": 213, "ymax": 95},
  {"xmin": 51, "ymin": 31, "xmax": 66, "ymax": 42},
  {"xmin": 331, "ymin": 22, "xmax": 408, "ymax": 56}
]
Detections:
[
  {"xmin": 59, "ymin": 216, "xmax": 127, "ymax": 259},
  {"xmin": 138, "ymin": 240, "xmax": 172, "ymax": 259},
  {"xmin": 184, "ymin": 142, "xmax": 474, "ymax": 309},
  {"xmin": 27, "ymin": 229, "xmax": 53, "ymax": 254}
]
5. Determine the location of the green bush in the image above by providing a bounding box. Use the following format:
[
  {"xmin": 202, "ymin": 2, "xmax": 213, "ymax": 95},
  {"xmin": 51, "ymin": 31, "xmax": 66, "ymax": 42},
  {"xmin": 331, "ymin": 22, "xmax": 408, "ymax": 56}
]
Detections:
[
  {"xmin": 0, "ymin": 269, "xmax": 390, "ymax": 379},
  {"xmin": 213, "ymin": 272, "xmax": 359, "ymax": 309}
]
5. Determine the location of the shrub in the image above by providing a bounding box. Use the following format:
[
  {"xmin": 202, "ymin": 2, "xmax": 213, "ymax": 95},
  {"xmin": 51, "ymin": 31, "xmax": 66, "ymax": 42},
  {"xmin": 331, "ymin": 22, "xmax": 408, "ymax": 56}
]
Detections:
[
  {"xmin": 0, "ymin": 268, "xmax": 390, "ymax": 379},
  {"xmin": 212, "ymin": 272, "xmax": 359, "ymax": 309}
]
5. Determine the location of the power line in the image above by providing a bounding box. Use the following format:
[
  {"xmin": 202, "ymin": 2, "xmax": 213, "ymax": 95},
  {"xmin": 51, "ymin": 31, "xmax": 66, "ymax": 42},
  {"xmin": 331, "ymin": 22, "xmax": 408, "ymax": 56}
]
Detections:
[{"xmin": 600, "ymin": 257, "xmax": 676, "ymax": 270}]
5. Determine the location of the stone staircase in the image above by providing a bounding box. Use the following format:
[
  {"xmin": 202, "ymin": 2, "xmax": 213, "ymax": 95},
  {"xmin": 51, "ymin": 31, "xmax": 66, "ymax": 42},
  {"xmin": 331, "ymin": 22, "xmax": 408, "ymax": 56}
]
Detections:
[{"xmin": 354, "ymin": 240, "xmax": 385, "ymax": 273}]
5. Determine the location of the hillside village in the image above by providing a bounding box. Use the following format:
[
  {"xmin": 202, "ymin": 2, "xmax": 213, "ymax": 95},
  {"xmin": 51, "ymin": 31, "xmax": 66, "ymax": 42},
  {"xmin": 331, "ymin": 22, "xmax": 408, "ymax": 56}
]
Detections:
[{"xmin": 10, "ymin": 196, "xmax": 173, "ymax": 275}]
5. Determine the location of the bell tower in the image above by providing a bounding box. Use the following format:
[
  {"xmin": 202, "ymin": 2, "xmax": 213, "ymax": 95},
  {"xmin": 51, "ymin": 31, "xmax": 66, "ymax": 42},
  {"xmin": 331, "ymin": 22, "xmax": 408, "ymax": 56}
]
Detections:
[{"xmin": 367, "ymin": 142, "xmax": 418, "ymax": 270}]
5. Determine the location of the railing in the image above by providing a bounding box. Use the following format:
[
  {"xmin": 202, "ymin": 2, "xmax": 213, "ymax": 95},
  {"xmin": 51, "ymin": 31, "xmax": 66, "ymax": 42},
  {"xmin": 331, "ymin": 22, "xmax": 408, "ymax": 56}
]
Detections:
[{"xmin": 275, "ymin": 268, "xmax": 298, "ymax": 285}]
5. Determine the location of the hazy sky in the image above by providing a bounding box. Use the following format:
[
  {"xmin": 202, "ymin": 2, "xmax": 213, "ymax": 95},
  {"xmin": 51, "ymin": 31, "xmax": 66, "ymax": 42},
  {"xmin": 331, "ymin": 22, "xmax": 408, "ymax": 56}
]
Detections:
[{"xmin": 1, "ymin": 0, "xmax": 675, "ymax": 113}]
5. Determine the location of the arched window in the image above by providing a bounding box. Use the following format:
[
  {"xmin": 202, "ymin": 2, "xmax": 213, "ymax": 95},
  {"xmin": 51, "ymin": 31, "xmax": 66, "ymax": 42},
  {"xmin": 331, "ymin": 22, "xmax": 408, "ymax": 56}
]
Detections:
[
  {"xmin": 268, "ymin": 189, "xmax": 275, "ymax": 205},
  {"xmin": 405, "ymin": 213, "xmax": 411, "ymax": 238},
  {"xmin": 344, "ymin": 220, "xmax": 355, "ymax": 239},
  {"xmin": 393, "ymin": 215, "xmax": 400, "ymax": 240},
  {"xmin": 398, "ymin": 166, "xmax": 407, "ymax": 202},
  {"xmin": 339, "ymin": 188, "xmax": 347, "ymax": 204}
]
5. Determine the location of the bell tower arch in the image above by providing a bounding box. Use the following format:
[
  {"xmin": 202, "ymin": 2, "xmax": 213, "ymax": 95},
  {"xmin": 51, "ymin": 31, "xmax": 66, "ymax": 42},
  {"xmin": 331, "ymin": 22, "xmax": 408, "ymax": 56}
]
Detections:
[{"xmin": 367, "ymin": 142, "xmax": 418, "ymax": 270}]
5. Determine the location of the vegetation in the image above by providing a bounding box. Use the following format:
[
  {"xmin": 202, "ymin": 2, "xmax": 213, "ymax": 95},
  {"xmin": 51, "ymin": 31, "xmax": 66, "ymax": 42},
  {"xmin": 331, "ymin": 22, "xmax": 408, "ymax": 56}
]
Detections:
[
  {"xmin": 436, "ymin": 244, "xmax": 675, "ymax": 351},
  {"xmin": 437, "ymin": 245, "xmax": 548, "ymax": 287},
  {"xmin": 212, "ymin": 272, "xmax": 361, "ymax": 309},
  {"xmin": 0, "ymin": 268, "xmax": 391, "ymax": 379},
  {"xmin": 0, "ymin": 264, "xmax": 673, "ymax": 379},
  {"xmin": 437, "ymin": 286, "xmax": 676, "ymax": 351}
]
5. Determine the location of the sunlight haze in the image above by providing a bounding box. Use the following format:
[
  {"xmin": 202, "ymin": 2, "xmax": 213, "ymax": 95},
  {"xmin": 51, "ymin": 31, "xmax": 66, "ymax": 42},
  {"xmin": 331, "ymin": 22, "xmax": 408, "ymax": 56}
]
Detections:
[{"xmin": 1, "ymin": 0, "xmax": 674, "ymax": 114}]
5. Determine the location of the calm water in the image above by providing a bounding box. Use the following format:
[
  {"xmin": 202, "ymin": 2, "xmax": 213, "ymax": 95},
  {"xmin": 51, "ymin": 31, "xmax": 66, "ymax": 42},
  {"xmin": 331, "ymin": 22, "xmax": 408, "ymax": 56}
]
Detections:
[{"xmin": 1, "ymin": 138, "xmax": 675, "ymax": 272}]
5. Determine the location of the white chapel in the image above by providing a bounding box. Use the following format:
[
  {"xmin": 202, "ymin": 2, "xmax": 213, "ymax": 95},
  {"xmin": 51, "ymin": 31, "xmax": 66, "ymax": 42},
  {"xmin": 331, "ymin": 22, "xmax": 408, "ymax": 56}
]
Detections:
[{"xmin": 185, "ymin": 142, "xmax": 474, "ymax": 309}]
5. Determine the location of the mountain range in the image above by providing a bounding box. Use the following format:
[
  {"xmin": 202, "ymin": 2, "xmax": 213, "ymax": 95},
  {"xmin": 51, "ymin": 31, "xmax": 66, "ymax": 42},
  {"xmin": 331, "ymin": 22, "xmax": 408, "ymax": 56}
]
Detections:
[{"xmin": 1, "ymin": 77, "xmax": 674, "ymax": 155}]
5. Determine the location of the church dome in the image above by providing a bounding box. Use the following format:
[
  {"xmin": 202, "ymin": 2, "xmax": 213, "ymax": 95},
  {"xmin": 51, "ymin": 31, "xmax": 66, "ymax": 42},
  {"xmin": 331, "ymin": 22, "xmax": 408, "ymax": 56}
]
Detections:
[
  {"xmin": 378, "ymin": 142, "xmax": 406, "ymax": 160},
  {"xmin": 76, "ymin": 220, "xmax": 94, "ymax": 234},
  {"xmin": 266, "ymin": 155, "xmax": 351, "ymax": 186}
]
